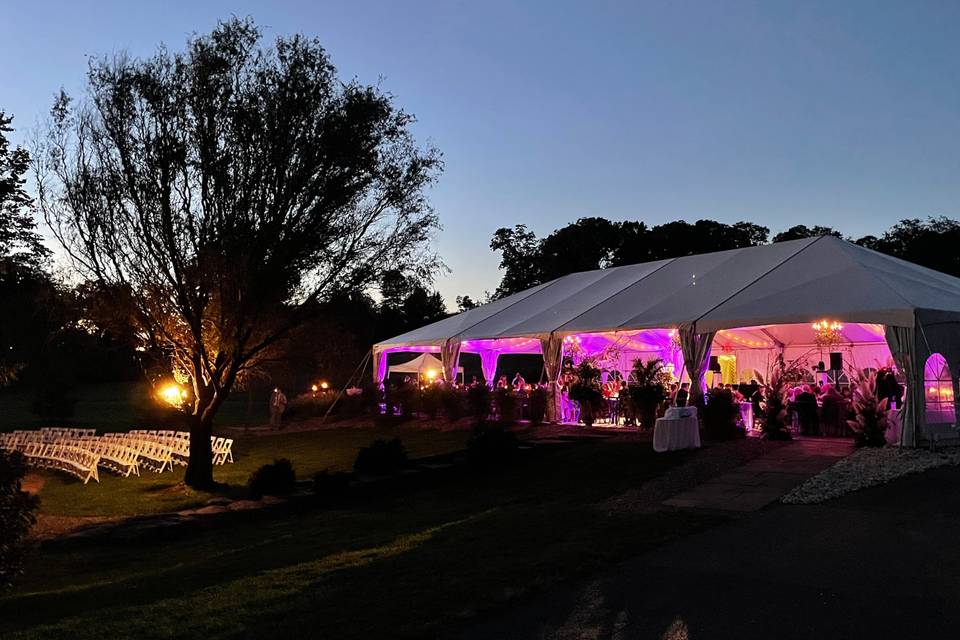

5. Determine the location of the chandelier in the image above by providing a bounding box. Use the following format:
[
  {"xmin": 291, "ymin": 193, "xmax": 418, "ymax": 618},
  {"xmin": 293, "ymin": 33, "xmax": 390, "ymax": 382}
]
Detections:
[{"xmin": 811, "ymin": 320, "xmax": 844, "ymax": 347}]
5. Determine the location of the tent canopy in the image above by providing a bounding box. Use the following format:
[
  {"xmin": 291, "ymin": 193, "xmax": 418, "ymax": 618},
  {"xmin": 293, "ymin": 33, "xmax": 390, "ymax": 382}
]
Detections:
[{"xmin": 376, "ymin": 236, "xmax": 960, "ymax": 350}]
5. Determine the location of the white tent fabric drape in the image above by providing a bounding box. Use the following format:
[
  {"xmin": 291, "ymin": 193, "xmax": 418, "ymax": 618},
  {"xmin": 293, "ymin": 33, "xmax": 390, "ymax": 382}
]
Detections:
[
  {"xmin": 679, "ymin": 326, "xmax": 715, "ymax": 407},
  {"xmin": 885, "ymin": 325, "xmax": 923, "ymax": 447},
  {"xmin": 540, "ymin": 334, "xmax": 564, "ymax": 423},
  {"xmin": 441, "ymin": 339, "xmax": 461, "ymax": 384},
  {"xmin": 479, "ymin": 350, "xmax": 499, "ymax": 386},
  {"xmin": 373, "ymin": 347, "xmax": 388, "ymax": 384}
]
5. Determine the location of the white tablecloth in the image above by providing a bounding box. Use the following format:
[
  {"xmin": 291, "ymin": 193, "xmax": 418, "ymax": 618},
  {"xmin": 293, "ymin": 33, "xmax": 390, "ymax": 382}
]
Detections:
[{"xmin": 653, "ymin": 415, "xmax": 701, "ymax": 452}]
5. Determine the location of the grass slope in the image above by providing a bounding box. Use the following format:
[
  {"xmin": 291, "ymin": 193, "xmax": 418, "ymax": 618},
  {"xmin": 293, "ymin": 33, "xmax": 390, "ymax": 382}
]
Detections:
[{"xmin": 1, "ymin": 440, "xmax": 717, "ymax": 639}]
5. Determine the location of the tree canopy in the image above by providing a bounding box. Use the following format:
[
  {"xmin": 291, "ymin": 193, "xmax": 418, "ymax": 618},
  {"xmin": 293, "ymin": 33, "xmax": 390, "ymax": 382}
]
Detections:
[
  {"xmin": 35, "ymin": 18, "xmax": 442, "ymax": 487},
  {"xmin": 487, "ymin": 215, "xmax": 960, "ymax": 299}
]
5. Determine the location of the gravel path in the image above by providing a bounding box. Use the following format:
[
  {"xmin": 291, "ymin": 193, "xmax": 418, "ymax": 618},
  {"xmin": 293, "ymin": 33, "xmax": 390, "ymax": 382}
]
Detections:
[{"xmin": 783, "ymin": 445, "xmax": 960, "ymax": 504}]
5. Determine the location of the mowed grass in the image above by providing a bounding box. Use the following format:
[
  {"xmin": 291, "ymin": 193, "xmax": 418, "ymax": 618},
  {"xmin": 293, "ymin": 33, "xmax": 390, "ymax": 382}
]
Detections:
[
  {"xmin": 0, "ymin": 440, "xmax": 715, "ymax": 640},
  {"xmin": 34, "ymin": 426, "xmax": 472, "ymax": 517}
]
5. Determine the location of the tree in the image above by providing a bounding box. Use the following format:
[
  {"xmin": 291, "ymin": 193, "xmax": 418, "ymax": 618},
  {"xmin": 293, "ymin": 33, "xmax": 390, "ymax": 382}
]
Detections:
[
  {"xmin": 455, "ymin": 295, "xmax": 478, "ymax": 312},
  {"xmin": 539, "ymin": 216, "xmax": 621, "ymax": 281},
  {"xmin": 1, "ymin": 112, "xmax": 48, "ymax": 275},
  {"xmin": 772, "ymin": 225, "xmax": 842, "ymax": 243},
  {"xmin": 856, "ymin": 217, "xmax": 960, "ymax": 278},
  {"xmin": 0, "ymin": 450, "xmax": 38, "ymax": 591},
  {"xmin": 490, "ymin": 224, "xmax": 542, "ymax": 297},
  {"xmin": 1, "ymin": 111, "xmax": 54, "ymax": 386},
  {"xmin": 35, "ymin": 19, "xmax": 442, "ymax": 488}
]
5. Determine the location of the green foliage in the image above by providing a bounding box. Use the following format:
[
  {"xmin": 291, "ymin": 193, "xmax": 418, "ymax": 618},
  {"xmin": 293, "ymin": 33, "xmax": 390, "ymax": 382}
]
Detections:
[
  {"xmin": 568, "ymin": 362, "xmax": 603, "ymax": 427},
  {"xmin": 627, "ymin": 358, "xmax": 670, "ymax": 429},
  {"xmin": 466, "ymin": 384, "xmax": 492, "ymax": 424},
  {"xmin": 759, "ymin": 357, "xmax": 796, "ymax": 440},
  {"xmin": 493, "ymin": 388, "xmax": 518, "ymax": 425},
  {"xmin": 440, "ymin": 386, "xmax": 465, "ymax": 422},
  {"xmin": 418, "ymin": 384, "xmax": 443, "ymax": 419},
  {"xmin": 847, "ymin": 370, "xmax": 892, "ymax": 447},
  {"xmin": 528, "ymin": 386, "xmax": 548, "ymax": 426},
  {"xmin": 247, "ymin": 458, "xmax": 297, "ymax": 499},
  {"xmin": 353, "ymin": 438, "xmax": 408, "ymax": 476},
  {"xmin": 703, "ymin": 388, "xmax": 744, "ymax": 440},
  {"xmin": 0, "ymin": 450, "xmax": 38, "ymax": 591}
]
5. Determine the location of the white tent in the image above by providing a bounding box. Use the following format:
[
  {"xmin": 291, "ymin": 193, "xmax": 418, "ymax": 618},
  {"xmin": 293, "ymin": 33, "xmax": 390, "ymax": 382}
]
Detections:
[
  {"xmin": 387, "ymin": 353, "xmax": 462, "ymax": 379},
  {"xmin": 374, "ymin": 236, "xmax": 960, "ymax": 445}
]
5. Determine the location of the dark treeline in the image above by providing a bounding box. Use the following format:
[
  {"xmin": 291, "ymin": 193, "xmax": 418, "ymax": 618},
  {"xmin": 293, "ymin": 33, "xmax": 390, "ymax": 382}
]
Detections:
[{"xmin": 488, "ymin": 217, "xmax": 960, "ymax": 298}]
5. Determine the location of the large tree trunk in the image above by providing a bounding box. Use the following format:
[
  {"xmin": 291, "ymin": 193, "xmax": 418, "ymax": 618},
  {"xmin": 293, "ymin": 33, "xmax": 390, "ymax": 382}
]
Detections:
[{"xmin": 184, "ymin": 413, "xmax": 215, "ymax": 489}]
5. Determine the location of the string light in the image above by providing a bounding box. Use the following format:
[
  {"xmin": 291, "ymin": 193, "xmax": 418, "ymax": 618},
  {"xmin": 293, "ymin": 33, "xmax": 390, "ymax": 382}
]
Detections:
[{"xmin": 718, "ymin": 330, "xmax": 772, "ymax": 348}]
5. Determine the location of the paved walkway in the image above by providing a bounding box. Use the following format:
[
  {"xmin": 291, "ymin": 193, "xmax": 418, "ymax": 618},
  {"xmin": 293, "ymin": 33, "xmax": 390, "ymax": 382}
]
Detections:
[
  {"xmin": 462, "ymin": 459, "xmax": 960, "ymax": 640},
  {"xmin": 662, "ymin": 438, "xmax": 854, "ymax": 512}
]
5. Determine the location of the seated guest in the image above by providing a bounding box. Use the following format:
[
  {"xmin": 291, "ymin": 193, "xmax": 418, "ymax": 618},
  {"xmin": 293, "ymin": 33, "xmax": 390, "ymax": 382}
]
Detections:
[
  {"xmin": 676, "ymin": 382, "xmax": 690, "ymax": 407},
  {"xmin": 497, "ymin": 375, "xmax": 510, "ymax": 390},
  {"xmin": 820, "ymin": 384, "xmax": 846, "ymax": 437},
  {"xmin": 512, "ymin": 372, "xmax": 526, "ymax": 391},
  {"xmin": 795, "ymin": 384, "xmax": 820, "ymax": 435}
]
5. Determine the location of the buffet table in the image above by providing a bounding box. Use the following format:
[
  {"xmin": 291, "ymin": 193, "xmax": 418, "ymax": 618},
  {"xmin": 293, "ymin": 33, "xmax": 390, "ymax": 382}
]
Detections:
[{"xmin": 653, "ymin": 406, "xmax": 701, "ymax": 452}]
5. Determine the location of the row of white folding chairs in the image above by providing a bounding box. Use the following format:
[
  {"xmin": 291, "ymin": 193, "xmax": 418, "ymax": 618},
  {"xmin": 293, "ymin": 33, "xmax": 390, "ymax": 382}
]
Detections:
[
  {"xmin": 19, "ymin": 441, "xmax": 100, "ymax": 484},
  {"xmin": 101, "ymin": 433, "xmax": 178, "ymax": 472},
  {"xmin": 40, "ymin": 427, "xmax": 97, "ymax": 440},
  {"xmin": 130, "ymin": 431, "xmax": 232, "ymax": 466},
  {"xmin": 77, "ymin": 436, "xmax": 141, "ymax": 477}
]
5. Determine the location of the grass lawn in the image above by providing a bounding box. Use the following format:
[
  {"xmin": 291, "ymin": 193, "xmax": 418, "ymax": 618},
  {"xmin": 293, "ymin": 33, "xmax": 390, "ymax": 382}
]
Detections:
[
  {"xmin": 0, "ymin": 439, "xmax": 718, "ymax": 639},
  {"xmin": 33, "ymin": 426, "xmax": 473, "ymax": 517}
]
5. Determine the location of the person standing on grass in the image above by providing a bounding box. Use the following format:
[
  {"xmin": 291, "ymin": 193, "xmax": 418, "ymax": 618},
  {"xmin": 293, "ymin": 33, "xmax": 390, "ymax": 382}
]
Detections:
[{"xmin": 269, "ymin": 388, "xmax": 288, "ymax": 427}]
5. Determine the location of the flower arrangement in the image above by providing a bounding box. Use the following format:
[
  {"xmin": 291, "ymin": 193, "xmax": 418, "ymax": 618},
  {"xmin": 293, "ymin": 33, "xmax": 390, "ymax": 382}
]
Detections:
[
  {"xmin": 568, "ymin": 361, "xmax": 604, "ymax": 427},
  {"xmin": 847, "ymin": 369, "xmax": 892, "ymax": 447}
]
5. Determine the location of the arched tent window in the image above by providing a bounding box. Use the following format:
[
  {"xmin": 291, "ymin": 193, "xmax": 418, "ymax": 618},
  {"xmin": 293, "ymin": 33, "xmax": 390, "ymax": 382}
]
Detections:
[{"xmin": 924, "ymin": 353, "xmax": 955, "ymax": 424}]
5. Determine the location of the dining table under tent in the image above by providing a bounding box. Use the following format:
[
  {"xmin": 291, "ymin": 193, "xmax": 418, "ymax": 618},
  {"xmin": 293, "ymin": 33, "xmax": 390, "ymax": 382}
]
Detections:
[{"xmin": 373, "ymin": 235, "xmax": 960, "ymax": 447}]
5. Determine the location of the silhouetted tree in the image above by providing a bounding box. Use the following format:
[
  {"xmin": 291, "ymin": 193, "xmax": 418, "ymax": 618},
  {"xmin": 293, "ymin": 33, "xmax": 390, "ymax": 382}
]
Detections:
[
  {"xmin": 35, "ymin": 19, "xmax": 442, "ymax": 488},
  {"xmin": 539, "ymin": 216, "xmax": 621, "ymax": 280},
  {"xmin": 773, "ymin": 225, "xmax": 842, "ymax": 242},
  {"xmin": 856, "ymin": 217, "xmax": 960, "ymax": 277},
  {"xmin": 490, "ymin": 224, "xmax": 542, "ymax": 297},
  {"xmin": 455, "ymin": 295, "xmax": 478, "ymax": 312}
]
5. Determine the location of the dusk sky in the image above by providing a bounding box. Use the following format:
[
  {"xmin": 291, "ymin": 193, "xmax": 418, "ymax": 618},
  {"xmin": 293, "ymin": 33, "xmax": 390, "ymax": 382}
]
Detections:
[{"xmin": 4, "ymin": 1, "xmax": 960, "ymax": 306}]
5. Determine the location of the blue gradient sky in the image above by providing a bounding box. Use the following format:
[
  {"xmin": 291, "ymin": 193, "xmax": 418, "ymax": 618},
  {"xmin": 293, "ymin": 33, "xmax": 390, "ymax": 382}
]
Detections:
[{"xmin": 3, "ymin": 1, "xmax": 960, "ymax": 305}]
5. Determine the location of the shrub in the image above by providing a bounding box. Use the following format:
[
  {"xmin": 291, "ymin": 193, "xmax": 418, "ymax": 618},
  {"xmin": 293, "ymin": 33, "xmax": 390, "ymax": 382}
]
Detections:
[
  {"xmin": 627, "ymin": 358, "xmax": 670, "ymax": 429},
  {"xmin": 758, "ymin": 356, "xmax": 797, "ymax": 440},
  {"xmin": 528, "ymin": 386, "xmax": 548, "ymax": 425},
  {"xmin": 440, "ymin": 386, "xmax": 465, "ymax": 422},
  {"xmin": 847, "ymin": 370, "xmax": 892, "ymax": 447},
  {"xmin": 392, "ymin": 383, "xmax": 417, "ymax": 419},
  {"xmin": 467, "ymin": 384, "xmax": 492, "ymax": 423},
  {"xmin": 569, "ymin": 362, "xmax": 603, "ymax": 427},
  {"xmin": 493, "ymin": 388, "xmax": 518, "ymax": 425},
  {"xmin": 247, "ymin": 458, "xmax": 297, "ymax": 498},
  {"xmin": 312, "ymin": 470, "xmax": 352, "ymax": 502},
  {"xmin": 354, "ymin": 438, "xmax": 408, "ymax": 476},
  {"xmin": 0, "ymin": 450, "xmax": 38, "ymax": 591},
  {"xmin": 419, "ymin": 384, "xmax": 443, "ymax": 418},
  {"xmin": 465, "ymin": 424, "xmax": 520, "ymax": 468},
  {"xmin": 703, "ymin": 388, "xmax": 744, "ymax": 440}
]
